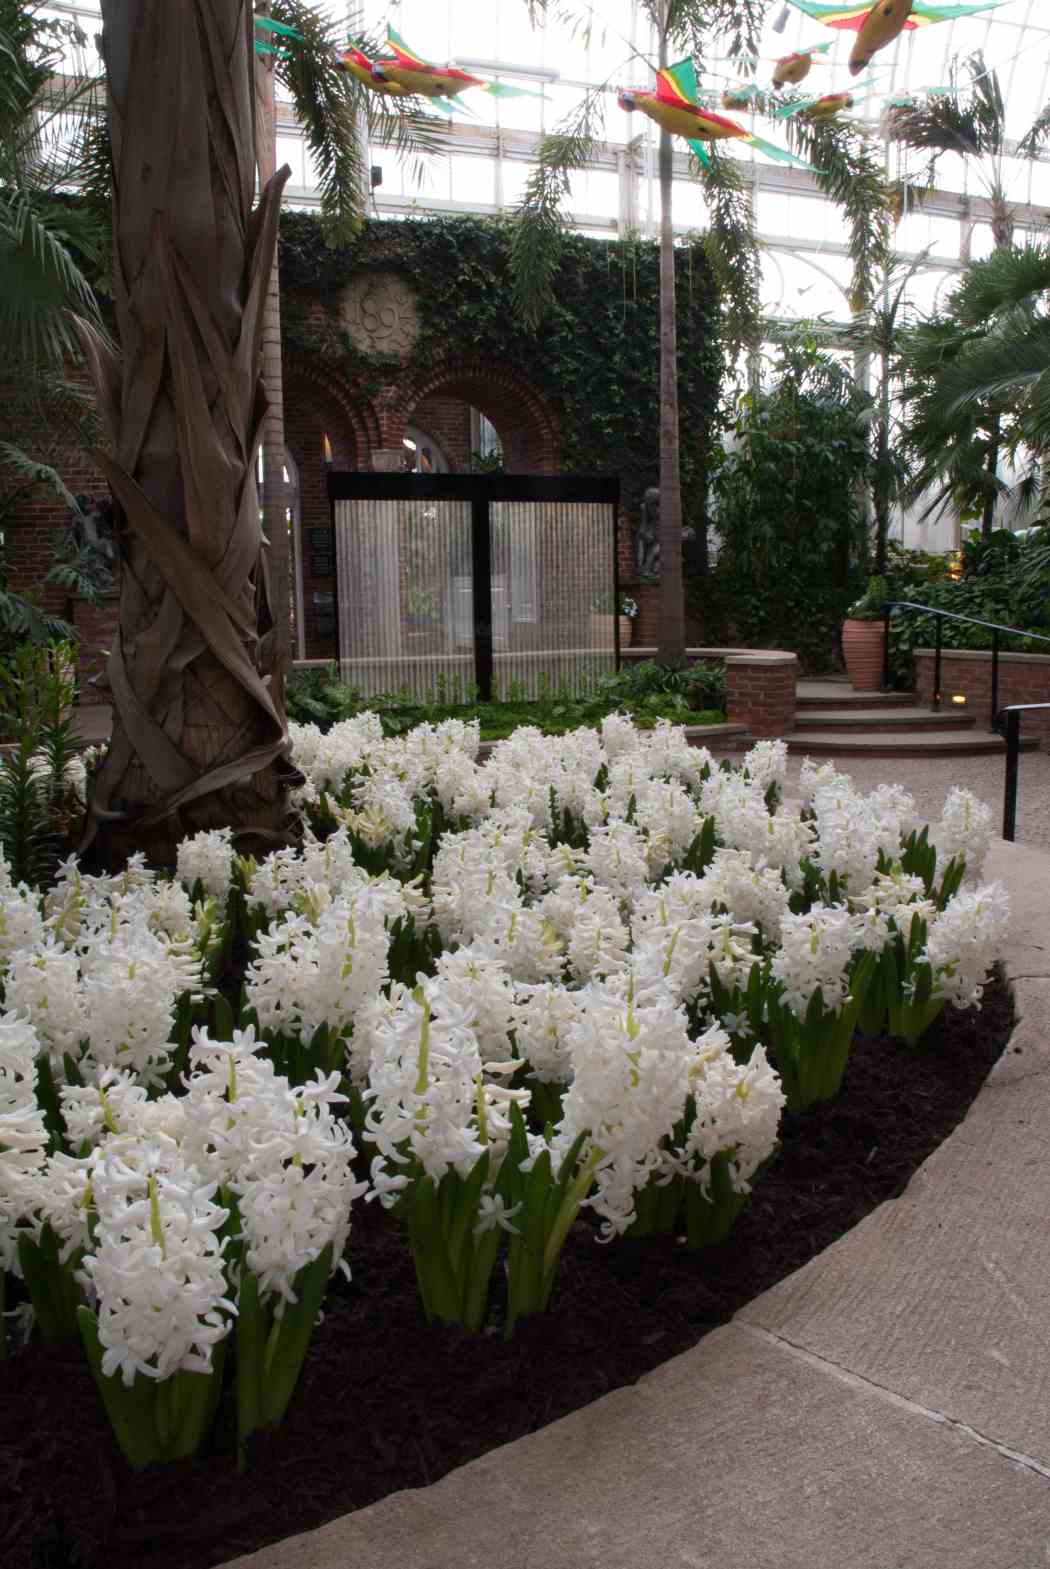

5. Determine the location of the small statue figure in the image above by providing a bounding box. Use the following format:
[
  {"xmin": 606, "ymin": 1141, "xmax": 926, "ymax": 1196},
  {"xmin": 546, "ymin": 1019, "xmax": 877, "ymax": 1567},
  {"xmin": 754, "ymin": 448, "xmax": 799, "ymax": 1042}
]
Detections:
[
  {"xmin": 71, "ymin": 493, "xmax": 117, "ymax": 567},
  {"xmin": 636, "ymin": 486, "xmax": 661, "ymax": 579}
]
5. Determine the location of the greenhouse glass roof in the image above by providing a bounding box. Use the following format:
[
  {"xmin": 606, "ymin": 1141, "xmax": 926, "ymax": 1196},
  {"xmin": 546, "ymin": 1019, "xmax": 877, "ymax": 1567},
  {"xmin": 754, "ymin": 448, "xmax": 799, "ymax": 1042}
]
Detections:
[{"xmin": 41, "ymin": 0, "xmax": 1050, "ymax": 326}]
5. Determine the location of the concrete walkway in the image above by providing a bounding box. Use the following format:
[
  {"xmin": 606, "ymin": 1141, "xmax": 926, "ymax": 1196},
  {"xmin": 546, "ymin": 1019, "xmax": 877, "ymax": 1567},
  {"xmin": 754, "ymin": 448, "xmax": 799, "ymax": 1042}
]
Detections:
[{"xmin": 224, "ymin": 839, "xmax": 1050, "ymax": 1569}]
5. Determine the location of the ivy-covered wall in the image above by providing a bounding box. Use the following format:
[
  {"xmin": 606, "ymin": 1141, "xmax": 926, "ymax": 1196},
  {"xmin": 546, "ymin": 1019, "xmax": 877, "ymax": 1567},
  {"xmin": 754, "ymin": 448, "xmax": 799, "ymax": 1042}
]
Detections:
[{"xmin": 278, "ymin": 211, "xmax": 721, "ymax": 528}]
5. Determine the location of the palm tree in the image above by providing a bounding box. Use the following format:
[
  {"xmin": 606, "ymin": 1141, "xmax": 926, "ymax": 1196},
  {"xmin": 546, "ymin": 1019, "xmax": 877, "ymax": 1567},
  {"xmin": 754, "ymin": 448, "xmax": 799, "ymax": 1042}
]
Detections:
[
  {"xmin": 73, "ymin": 0, "xmax": 298, "ymax": 863},
  {"xmin": 512, "ymin": 1, "xmax": 767, "ymax": 668},
  {"xmin": 0, "ymin": 0, "xmax": 111, "ymax": 645},
  {"xmin": 887, "ymin": 51, "xmax": 1050, "ymax": 534},
  {"xmin": 901, "ymin": 244, "xmax": 1050, "ymax": 532},
  {"xmin": 513, "ymin": 3, "xmax": 896, "ymax": 665},
  {"xmin": 252, "ymin": 2, "xmax": 441, "ymax": 675}
]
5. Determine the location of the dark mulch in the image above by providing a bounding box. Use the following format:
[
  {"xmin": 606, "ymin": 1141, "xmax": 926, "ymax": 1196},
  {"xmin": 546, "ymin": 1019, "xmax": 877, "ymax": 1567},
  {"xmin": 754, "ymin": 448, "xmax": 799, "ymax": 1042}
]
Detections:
[{"xmin": 2, "ymin": 976, "xmax": 1016, "ymax": 1569}]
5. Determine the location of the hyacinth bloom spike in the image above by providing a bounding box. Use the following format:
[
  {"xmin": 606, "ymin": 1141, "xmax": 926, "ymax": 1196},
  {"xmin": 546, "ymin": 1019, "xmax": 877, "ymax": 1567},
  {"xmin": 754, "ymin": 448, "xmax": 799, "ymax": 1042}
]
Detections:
[{"xmin": 783, "ymin": 1, "xmax": 1008, "ymax": 77}]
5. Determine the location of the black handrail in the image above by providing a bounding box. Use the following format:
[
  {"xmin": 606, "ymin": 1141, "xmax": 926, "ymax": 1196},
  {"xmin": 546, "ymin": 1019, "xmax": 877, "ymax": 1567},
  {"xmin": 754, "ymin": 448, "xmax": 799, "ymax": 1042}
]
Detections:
[
  {"xmin": 882, "ymin": 600, "xmax": 1050, "ymax": 729},
  {"xmin": 995, "ymin": 704, "xmax": 1050, "ymax": 842}
]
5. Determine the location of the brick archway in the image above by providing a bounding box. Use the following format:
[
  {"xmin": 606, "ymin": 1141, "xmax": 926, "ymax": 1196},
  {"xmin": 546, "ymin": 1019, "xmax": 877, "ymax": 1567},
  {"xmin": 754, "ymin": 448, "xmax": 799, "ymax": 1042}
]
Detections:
[
  {"xmin": 398, "ymin": 358, "xmax": 561, "ymax": 475},
  {"xmin": 284, "ymin": 361, "xmax": 381, "ymax": 659}
]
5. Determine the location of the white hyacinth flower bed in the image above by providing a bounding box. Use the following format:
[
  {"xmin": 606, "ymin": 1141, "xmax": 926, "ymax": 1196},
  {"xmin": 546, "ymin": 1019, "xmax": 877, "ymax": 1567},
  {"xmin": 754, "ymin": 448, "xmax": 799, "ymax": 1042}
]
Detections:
[{"xmin": 0, "ymin": 715, "xmax": 1008, "ymax": 1469}]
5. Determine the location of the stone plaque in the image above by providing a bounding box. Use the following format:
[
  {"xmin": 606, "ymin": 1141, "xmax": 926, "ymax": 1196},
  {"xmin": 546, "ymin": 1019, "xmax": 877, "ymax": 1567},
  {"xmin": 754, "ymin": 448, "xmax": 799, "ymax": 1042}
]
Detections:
[{"xmin": 341, "ymin": 272, "xmax": 420, "ymax": 358}]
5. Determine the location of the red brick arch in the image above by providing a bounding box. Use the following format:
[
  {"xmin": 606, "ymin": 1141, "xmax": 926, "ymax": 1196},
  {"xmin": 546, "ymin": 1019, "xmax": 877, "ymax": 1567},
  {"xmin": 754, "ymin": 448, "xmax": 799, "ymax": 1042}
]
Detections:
[{"xmin": 398, "ymin": 358, "xmax": 562, "ymax": 475}]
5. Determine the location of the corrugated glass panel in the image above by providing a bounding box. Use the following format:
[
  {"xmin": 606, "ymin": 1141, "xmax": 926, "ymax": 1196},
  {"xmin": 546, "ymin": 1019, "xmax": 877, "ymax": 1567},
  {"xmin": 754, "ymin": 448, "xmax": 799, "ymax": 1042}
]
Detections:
[
  {"xmin": 335, "ymin": 498, "xmax": 475, "ymax": 702},
  {"xmin": 490, "ymin": 500, "xmax": 616, "ymax": 699}
]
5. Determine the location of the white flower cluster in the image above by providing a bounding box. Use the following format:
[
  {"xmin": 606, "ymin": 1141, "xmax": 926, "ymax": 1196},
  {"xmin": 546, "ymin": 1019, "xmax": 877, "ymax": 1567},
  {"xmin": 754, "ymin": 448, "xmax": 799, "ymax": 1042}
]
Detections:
[
  {"xmin": 22, "ymin": 1026, "xmax": 365, "ymax": 1386},
  {"xmin": 919, "ymin": 881, "xmax": 1011, "ymax": 1008},
  {"xmin": 0, "ymin": 1014, "xmax": 49, "ymax": 1271},
  {"xmin": 1, "ymin": 858, "xmax": 208, "ymax": 1088}
]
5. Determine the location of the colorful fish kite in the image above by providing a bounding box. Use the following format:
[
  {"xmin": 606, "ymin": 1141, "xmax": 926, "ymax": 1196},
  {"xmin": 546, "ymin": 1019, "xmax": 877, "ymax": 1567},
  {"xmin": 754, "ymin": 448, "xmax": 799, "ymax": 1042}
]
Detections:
[
  {"xmin": 772, "ymin": 41, "xmax": 833, "ymax": 88},
  {"xmin": 253, "ymin": 14, "xmax": 303, "ymax": 58},
  {"xmin": 722, "ymin": 83, "xmax": 766, "ymax": 110},
  {"xmin": 617, "ymin": 58, "xmax": 819, "ymax": 171},
  {"xmin": 783, "ymin": 1, "xmax": 1008, "ymax": 77},
  {"xmin": 775, "ymin": 87, "xmax": 858, "ymax": 120},
  {"xmin": 364, "ymin": 27, "xmax": 543, "ymax": 103}
]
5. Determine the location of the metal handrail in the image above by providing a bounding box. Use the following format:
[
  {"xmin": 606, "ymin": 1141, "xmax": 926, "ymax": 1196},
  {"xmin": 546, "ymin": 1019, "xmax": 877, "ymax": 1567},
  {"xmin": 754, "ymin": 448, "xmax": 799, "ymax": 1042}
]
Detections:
[
  {"xmin": 883, "ymin": 600, "xmax": 1050, "ymax": 730},
  {"xmin": 995, "ymin": 704, "xmax": 1050, "ymax": 842}
]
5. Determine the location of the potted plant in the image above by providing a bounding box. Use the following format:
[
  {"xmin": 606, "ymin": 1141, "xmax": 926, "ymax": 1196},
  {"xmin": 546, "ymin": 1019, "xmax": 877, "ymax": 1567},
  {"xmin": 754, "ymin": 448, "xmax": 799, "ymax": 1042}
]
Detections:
[
  {"xmin": 841, "ymin": 575, "xmax": 888, "ymax": 692},
  {"xmin": 619, "ymin": 594, "xmax": 638, "ymax": 648}
]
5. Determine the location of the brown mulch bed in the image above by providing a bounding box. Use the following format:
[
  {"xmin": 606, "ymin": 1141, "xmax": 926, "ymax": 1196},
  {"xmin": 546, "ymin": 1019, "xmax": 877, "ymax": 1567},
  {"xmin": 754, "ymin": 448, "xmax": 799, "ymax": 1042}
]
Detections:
[{"xmin": 2, "ymin": 975, "xmax": 1015, "ymax": 1569}]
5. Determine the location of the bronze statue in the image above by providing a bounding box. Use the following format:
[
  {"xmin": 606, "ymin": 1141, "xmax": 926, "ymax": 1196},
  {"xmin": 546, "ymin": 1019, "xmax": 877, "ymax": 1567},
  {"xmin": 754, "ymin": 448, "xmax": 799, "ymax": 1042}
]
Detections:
[{"xmin": 636, "ymin": 487, "xmax": 660, "ymax": 579}]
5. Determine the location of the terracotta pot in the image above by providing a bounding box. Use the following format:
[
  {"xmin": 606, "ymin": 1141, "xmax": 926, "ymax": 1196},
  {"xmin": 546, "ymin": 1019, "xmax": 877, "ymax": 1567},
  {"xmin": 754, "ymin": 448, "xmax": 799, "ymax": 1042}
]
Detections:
[
  {"xmin": 619, "ymin": 615, "xmax": 633, "ymax": 648},
  {"xmin": 841, "ymin": 618, "xmax": 886, "ymax": 692}
]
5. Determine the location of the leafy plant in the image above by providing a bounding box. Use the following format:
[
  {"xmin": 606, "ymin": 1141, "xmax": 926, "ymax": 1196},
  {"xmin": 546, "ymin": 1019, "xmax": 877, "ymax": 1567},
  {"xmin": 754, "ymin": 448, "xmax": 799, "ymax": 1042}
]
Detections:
[
  {"xmin": 704, "ymin": 332, "xmax": 872, "ymax": 672},
  {"xmin": 0, "ymin": 641, "xmax": 81, "ymax": 886}
]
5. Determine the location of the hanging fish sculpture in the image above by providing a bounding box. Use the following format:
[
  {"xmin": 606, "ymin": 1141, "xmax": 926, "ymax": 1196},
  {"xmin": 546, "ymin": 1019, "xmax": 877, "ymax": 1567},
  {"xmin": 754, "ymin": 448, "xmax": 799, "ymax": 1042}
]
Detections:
[
  {"xmin": 772, "ymin": 41, "xmax": 833, "ymax": 87},
  {"xmin": 618, "ymin": 57, "xmax": 819, "ymax": 170},
  {"xmin": 783, "ymin": 1, "xmax": 1007, "ymax": 77},
  {"xmin": 369, "ymin": 27, "xmax": 542, "ymax": 101}
]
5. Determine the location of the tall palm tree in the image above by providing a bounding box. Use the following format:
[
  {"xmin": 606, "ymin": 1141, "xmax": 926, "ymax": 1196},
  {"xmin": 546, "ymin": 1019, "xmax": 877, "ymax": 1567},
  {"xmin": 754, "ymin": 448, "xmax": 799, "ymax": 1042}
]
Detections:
[
  {"xmin": 252, "ymin": 2, "xmax": 441, "ymax": 675},
  {"xmin": 888, "ymin": 51, "xmax": 1050, "ymax": 534},
  {"xmin": 75, "ymin": 0, "xmax": 297, "ymax": 862},
  {"xmin": 512, "ymin": 0, "xmax": 767, "ymax": 668},
  {"xmin": 513, "ymin": 2, "xmax": 895, "ymax": 665}
]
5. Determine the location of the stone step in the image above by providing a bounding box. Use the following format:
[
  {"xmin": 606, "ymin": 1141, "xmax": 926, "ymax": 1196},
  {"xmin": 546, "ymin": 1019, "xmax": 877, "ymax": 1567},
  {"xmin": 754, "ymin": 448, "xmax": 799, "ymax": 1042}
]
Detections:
[
  {"xmin": 787, "ymin": 728, "xmax": 1039, "ymax": 758},
  {"xmin": 796, "ymin": 683, "xmax": 921, "ymax": 712},
  {"xmin": 793, "ymin": 707, "xmax": 975, "ymax": 734}
]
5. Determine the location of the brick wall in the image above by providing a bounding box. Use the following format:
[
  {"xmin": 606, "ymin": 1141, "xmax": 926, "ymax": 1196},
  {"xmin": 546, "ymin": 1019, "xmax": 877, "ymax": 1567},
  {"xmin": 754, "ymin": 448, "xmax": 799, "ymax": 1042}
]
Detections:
[
  {"xmin": 724, "ymin": 653, "xmax": 797, "ymax": 737},
  {"xmin": 915, "ymin": 648, "xmax": 1050, "ymax": 742}
]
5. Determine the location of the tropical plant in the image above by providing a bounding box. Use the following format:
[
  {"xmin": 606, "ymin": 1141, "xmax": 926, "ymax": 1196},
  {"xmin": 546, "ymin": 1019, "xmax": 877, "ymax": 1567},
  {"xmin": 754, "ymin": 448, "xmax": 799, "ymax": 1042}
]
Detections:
[
  {"xmin": 0, "ymin": 0, "xmax": 111, "ymax": 644},
  {"xmin": 887, "ymin": 52, "xmax": 1050, "ymax": 536},
  {"xmin": 899, "ymin": 244, "xmax": 1050, "ymax": 537},
  {"xmin": 706, "ymin": 331, "xmax": 872, "ymax": 671}
]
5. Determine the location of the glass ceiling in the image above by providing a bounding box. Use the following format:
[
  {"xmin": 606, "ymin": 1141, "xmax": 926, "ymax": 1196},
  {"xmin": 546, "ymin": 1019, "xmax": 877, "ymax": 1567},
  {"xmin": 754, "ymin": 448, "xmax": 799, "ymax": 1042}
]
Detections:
[{"xmin": 40, "ymin": 0, "xmax": 1050, "ymax": 331}]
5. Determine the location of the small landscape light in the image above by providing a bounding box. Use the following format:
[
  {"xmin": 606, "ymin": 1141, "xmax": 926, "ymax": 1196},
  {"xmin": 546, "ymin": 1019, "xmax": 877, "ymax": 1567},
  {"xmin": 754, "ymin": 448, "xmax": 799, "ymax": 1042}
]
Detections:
[{"xmin": 951, "ymin": 693, "xmax": 967, "ymax": 706}]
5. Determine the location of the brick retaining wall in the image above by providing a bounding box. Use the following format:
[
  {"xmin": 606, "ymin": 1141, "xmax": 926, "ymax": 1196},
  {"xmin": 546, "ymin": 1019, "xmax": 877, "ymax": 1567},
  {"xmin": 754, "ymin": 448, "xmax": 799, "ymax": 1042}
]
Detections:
[
  {"xmin": 915, "ymin": 648, "xmax": 1050, "ymax": 742},
  {"xmin": 625, "ymin": 646, "xmax": 797, "ymax": 738}
]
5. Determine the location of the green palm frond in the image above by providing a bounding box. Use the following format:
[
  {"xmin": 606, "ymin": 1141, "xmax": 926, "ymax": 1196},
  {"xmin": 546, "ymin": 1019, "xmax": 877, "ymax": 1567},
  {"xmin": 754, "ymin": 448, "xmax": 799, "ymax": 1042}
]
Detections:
[
  {"xmin": 785, "ymin": 116, "xmax": 890, "ymax": 312},
  {"xmin": 509, "ymin": 89, "xmax": 605, "ymax": 332},
  {"xmin": 888, "ymin": 51, "xmax": 1003, "ymax": 166},
  {"xmin": 0, "ymin": 190, "xmax": 103, "ymax": 363},
  {"xmin": 694, "ymin": 146, "xmax": 761, "ymax": 357},
  {"xmin": 266, "ymin": 0, "xmax": 366, "ymax": 245},
  {"xmin": 947, "ymin": 243, "xmax": 1050, "ymax": 328},
  {"xmin": 1018, "ymin": 101, "xmax": 1050, "ymax": 158}
]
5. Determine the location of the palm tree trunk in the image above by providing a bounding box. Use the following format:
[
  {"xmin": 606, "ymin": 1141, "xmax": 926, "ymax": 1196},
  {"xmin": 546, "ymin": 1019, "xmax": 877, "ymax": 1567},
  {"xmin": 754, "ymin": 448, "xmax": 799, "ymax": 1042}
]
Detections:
[
  {"xmin": 254, "ymin": 3, "xmax": 293, "ymax": 683},
  {"xmin": 76, "ymin": 0, "xmax": 297, "ymax": 863},
  {"xmin": 982, "ymin": 414, "xmax": 1001, "ymax": 536},
  {"xmin": 656, "ymin": 27, "xmax": 684, "ymax": 667}
]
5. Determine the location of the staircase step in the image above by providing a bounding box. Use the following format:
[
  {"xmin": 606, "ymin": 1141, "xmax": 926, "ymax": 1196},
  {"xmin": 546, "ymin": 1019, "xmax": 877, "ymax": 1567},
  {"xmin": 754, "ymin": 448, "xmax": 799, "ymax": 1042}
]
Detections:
[
  {"xmin": 787, "ymin": 729, "xmax": 1039, "ymax": 758},
  {"xmin": 796, "ymin": 708, "xmax": 975, "ymax": 734},
  {"xmin": 797, "ymin": 686, "xmax": 920, "ymax": 712}
]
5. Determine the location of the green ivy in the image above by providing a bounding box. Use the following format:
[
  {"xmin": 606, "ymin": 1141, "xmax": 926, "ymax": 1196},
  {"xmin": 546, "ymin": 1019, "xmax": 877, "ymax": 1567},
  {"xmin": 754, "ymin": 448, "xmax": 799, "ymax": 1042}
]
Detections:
[{"xmin": 278, "ymin": 212, "xmax": 721, "ymax": 528}]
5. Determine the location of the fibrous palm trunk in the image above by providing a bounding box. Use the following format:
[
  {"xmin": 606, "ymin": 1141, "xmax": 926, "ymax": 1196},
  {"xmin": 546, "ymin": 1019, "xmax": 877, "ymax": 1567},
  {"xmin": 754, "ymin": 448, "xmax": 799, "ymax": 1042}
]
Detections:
[
  {"xmin": 657, "ymin": 113, "xmax": 685, "ymax": 668},
  {"xmin": 76, "ymin": 0, "xmax": 298, "ymax": 864}
]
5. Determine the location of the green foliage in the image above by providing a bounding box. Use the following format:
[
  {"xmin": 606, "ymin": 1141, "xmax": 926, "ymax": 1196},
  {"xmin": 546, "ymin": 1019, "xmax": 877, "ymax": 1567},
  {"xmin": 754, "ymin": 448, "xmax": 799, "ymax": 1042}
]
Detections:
[
  {"xmin": 703, "ymin": 333, "xmax": 872, "ymax": 673},
  {"xmin": 846, "ymin": 574, "xmax": 889, "ymax": 623},
  {"xmin": 279, "ymin": 211, "xmax": 720, "ymax": 528},
  {"xmin": 0, "ymin": 642, "xmax": 81, "ymax": 886},
  {"xmin": 286, "ymin": 659, "xmax": 727, "ymax": 738},
  {"xmin": 885, "ymin": 526, "xmax": 1050, "ymax": 686}
]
